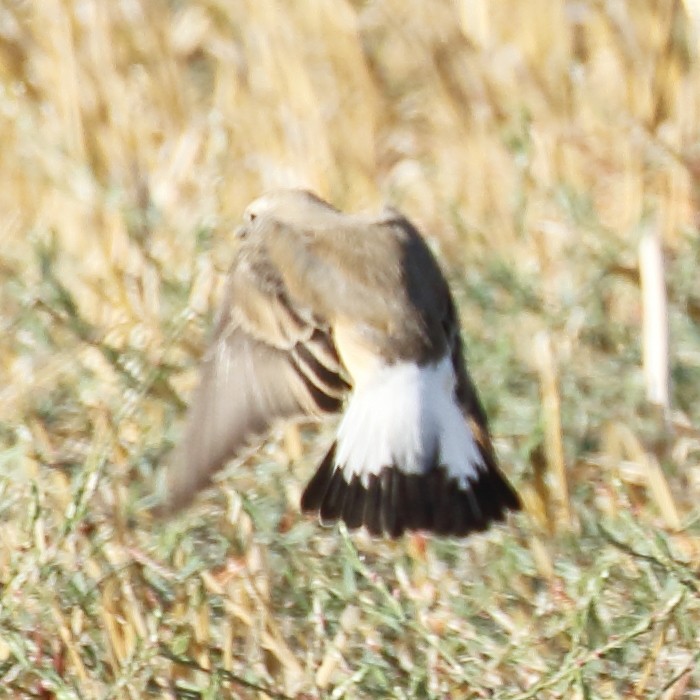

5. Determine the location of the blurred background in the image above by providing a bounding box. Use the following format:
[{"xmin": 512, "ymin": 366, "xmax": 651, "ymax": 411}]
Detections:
[{"xmin": 0, "ymin": 0, "xmax": 699, "ymax": 697}]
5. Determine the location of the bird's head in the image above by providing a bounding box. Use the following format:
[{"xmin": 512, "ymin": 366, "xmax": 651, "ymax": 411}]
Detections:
[{"xmin": 237, "ymin": 189, "xmax": 338, "ymax": 238}]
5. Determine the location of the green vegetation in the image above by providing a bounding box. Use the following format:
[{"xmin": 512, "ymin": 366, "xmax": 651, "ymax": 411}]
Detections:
[{"xmin": 0, "ymin": 1, "xmax": 698, "ymax": 697}]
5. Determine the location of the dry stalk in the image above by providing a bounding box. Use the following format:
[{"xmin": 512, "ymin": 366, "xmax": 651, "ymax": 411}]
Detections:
[
  {"xmin": 605, "ymin": 422, "xmax": 681, "ymax": 531},
  {"xmin": 533, "ymin": 331, "xmax": 571, "ymax": 532},
  {"xmin": 639, "ymin": 223, "xmax": 670, "ymax": 416}
]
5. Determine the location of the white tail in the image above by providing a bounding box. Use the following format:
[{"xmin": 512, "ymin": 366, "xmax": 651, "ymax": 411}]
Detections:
[{"xmin": 335, "ymin": 356, "xmax": 484, "ymax": 486}]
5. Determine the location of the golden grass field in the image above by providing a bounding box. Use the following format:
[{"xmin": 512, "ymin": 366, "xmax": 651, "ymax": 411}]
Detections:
[{"xmin": 1, "ymin": 0, "xmax": 700, "ymax": 697}]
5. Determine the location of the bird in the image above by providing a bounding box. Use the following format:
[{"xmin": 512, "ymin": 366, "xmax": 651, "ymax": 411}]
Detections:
[{"xmin": 162, "ymin": 189, "xmax": 520, "ymax": 538}]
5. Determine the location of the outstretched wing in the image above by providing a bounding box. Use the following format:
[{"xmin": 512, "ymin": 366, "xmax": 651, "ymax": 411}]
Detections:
[{"xmin": 163, "ymin": 240, "xmax": 350, "ymax": 512}]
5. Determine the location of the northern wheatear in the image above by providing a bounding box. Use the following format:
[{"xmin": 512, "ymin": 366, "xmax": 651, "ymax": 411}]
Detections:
[{"xmin": 164, "ymin": 190, "xmax": 520, "ymax": 537}]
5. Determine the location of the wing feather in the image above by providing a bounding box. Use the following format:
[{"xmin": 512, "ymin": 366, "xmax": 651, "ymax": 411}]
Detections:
[{"xmin": 163, "ymin": 242, "xmax": 349, "ymax": 512}]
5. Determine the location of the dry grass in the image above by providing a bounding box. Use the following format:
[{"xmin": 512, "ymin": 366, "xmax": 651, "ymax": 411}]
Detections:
[{"xmin": 1, "ymin": 0, "xmax": 699, "ymax": 697}]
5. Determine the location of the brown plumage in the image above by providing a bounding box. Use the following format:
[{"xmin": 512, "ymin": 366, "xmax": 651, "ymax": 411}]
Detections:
[{"xmin": 163, "ymin": 189, "xmax": 520, "ymax": 537}]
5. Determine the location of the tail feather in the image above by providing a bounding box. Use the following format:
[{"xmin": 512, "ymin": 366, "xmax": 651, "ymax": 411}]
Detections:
[
  {"xmin": 341, "ymin": 476, "xmax": 365, "ymax": 529},
  {"xmin": 299, "ymin": 444, "xmax": 335, "ymax": 512},
  {"xmin": 319, "ymin": 467, "xmax": 347, "ymax": 521},
  {"xmin": 380, "ymin": 469, "xmax": 402, "ymax": 538},
  {"xmin": 301, "ymin": 446, "xmax": 520, "ymax": 538},
  {"xmin": 300, "ymin": 356, "xmax": 520, "ymax": 538},
  {"xmin": 361, "ymin": 475, "xmax": 383, "ymax": 536}
]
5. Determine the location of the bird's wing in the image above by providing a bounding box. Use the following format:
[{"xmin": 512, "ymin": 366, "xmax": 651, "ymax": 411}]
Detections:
[{"xmin": 163, "ymin": 240, "xmax": 350, "ymax": 512}]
